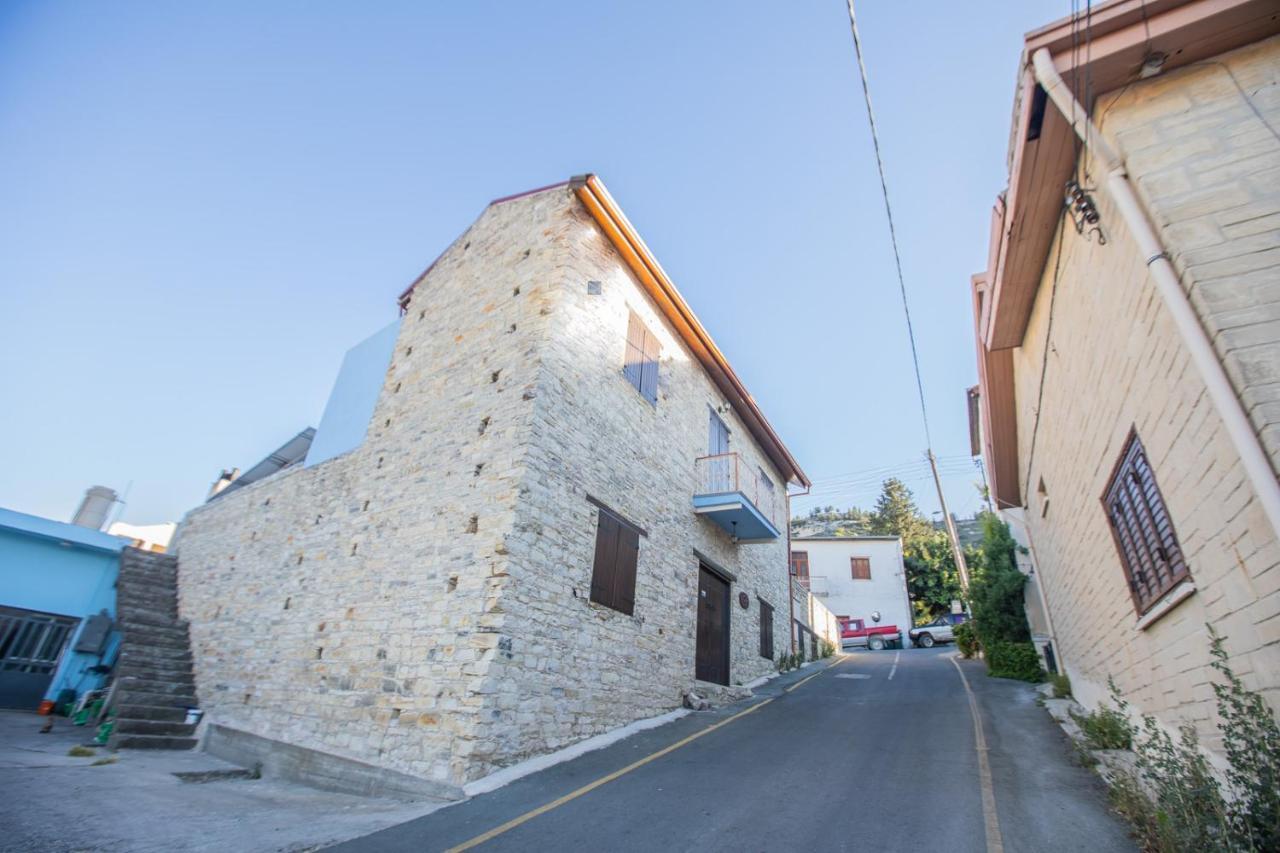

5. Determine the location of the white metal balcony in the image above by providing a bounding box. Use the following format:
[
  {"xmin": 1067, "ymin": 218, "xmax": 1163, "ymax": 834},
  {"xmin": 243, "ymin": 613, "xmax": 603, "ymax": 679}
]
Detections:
[{"xmin": 692, "ymin": 452, "xmax": 781, "ymax": 542}]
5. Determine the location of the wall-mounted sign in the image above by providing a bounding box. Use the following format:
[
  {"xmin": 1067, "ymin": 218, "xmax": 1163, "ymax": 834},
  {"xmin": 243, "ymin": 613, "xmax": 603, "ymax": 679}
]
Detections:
[{"xmin": 738, "ymin": 592, "xmax": 750, "ymax": 609}]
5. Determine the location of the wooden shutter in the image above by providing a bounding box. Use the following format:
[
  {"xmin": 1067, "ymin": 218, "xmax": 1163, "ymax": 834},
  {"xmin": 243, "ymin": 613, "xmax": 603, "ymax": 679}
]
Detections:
[
  {"xmin": 790, "ymin": 551, "xmax": 810, "ymax": 589},
  {"xmin": 639, "ymin": 325, "xmax": 660, "ymax": 403},
  {"xmin": 590, "ymin": 511, "xmax": 620, "ymax": 608},
  {"xmin": 613, "ymin": 524, "xmax": 639, "ymax": 616},
  {"xmin": 623, "ymin": 312, "xmax": 646, "ymax": 394},
  {"xmin": 759, "ymin": 599, "xmax": 774, "ymax": 659},
  {"xmin": 1102, "ymin": 430, "xmax": 1191, "ymax": 616},
  {"xmin": 851, "ymin": 557, "xmax": 871, "ymax": 580}
]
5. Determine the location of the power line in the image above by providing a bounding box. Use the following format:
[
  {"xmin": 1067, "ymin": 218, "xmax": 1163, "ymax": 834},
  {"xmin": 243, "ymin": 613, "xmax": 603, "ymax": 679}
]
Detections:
[{"xmin": 842, "ymin": 0, "xmax": 933, "ymax": 452}]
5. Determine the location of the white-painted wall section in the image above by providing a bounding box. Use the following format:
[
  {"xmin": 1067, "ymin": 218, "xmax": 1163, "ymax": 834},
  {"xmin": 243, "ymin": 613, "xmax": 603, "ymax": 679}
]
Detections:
[{"xmin": 791, "ymin": 537, "xmax": 913, "ymax": 643}]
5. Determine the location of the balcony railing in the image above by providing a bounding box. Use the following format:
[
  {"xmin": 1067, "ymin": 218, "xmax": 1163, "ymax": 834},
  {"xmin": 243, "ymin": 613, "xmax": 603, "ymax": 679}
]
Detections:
[
  {"xmin": 692, "ymin": 452, "xmax": 782, "ymax": 541},
  {"xmin": 807, "ymin": 575, "xmax": 830, "ymax": 597}
]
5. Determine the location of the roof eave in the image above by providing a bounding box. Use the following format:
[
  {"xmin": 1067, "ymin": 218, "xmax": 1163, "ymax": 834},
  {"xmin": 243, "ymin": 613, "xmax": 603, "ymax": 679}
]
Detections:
[{"xmin": 574, "ymin": 175, "xmax": 810, "ymax": 488}]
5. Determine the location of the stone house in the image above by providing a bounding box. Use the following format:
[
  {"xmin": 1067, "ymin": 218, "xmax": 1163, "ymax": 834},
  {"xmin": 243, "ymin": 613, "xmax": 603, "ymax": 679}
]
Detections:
[
  {"xmin": 969, "ymin": 0, "xmax": 1280, "ymax": 762},
  {"xmin": 173, "ymin": 175, "xmax": 809, "ymax": 795}
]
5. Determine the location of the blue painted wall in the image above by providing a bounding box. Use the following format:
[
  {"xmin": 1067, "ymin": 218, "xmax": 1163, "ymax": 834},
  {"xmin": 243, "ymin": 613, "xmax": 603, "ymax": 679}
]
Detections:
[
  {"xmin": 305, "ymin": 319, "xmax": 400, "ymax": 468},
  {"xmin": 0, "ymin": 507, "xmax": 125, "ymax": 703}
]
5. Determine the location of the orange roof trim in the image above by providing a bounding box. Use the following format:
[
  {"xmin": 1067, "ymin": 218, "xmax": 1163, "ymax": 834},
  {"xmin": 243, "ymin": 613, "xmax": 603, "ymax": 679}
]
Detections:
[{"xmin": 573, "ymin": 174, "xmax": 809, "ymax": 488}]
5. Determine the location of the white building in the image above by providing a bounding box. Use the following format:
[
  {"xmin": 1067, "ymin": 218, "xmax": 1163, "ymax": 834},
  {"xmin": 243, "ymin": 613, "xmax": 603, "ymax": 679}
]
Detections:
[{"xmin": 790, "ymin": 536, "xmax": 913, "ymax": 644}]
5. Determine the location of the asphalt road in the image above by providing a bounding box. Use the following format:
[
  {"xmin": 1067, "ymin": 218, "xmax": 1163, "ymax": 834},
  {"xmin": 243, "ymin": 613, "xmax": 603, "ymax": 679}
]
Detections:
[{"xmin": 329, "ymin": 648, "xmax": 1134, "ymax": 853}]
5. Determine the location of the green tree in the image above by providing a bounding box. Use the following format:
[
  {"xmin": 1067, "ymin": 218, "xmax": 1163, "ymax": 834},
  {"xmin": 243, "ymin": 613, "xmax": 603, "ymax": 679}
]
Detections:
[
  {"xmin": 868, "ymin": 478, "xmax": 932, "ymax": 546},
  {"xmin": 904, "ymin": 530, "xmax": 964, "ymax": 621},
  {"xmin": 967, "ymin": 513, "xmax": 1030, "ymax": 647}
]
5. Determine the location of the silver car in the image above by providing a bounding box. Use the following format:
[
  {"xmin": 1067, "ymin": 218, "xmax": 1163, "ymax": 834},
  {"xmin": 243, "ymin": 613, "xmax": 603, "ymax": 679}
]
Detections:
[{"xmin": 909, "ymin": 616, "xmax": 957, "ymax": 648}]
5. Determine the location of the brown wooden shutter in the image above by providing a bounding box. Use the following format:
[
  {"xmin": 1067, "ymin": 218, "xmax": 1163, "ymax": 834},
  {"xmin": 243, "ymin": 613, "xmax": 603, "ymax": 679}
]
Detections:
[
  {"xmin": 613, "ymin": 524, "xmax": 639, "ymax": 616},
  {"xmin": 759, "ymin": 600, "xmax": 774, "ymax": 659},
  {"xmin": 851, "ymin": 557, "xmax": 871, "ymax": 580},
  {"xmin": 640, "ymin": 325, "xmax": 660, "ymax": 403},
  {"xmin": 1102, "ymin": 430, "xmax": 1191, "ymax": 616},
  {"xmin": 590, "ymin": 511, "xmax": 620, "ymax": 608},
  {"xmin": 623, "ymin": 312, "xmax": 645, "ymax": 392}
]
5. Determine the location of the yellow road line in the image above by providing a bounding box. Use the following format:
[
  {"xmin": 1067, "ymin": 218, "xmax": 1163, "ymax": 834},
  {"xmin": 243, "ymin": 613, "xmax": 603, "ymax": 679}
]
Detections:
[
  {"xmin": 444, "ymin": 697, "xmax": 775, "ymax": 852},
  {"xmin": 784, "ymin": 656, "xmax": 843, "ymax": 692},
  {"xmin": 950, "ymin": 655, "xmax": 1004, "ymax": 853}
]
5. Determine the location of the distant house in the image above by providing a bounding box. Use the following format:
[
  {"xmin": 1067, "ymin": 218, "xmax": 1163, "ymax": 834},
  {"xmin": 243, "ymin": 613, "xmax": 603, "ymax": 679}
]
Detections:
[
  {"xmin": 790, "ymin": 536, "xmax": 912, "ymax": 645},
  {"xmin": 969, "ymin": 0, "xmax": 1280, "ymax": 758},
  {"xmin": 0, "ymin": 506, "xmax": 124, "ymax": 710},
  {"xmin": 174, "ymin": 175, "xmax": 809, "ymax": 795}
]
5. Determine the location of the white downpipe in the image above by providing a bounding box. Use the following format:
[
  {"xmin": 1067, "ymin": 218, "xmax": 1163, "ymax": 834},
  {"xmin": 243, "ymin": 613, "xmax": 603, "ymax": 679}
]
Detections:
[{"xmin": 1031, "ymin": 48, "xmax": 1280, "ymax": 545}]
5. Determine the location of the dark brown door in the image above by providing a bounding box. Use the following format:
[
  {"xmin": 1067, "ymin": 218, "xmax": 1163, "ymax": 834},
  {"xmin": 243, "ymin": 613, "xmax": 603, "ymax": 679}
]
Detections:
[{"xmin": 696, "ymin": 566, "xmax": 730, "ymax": 685}]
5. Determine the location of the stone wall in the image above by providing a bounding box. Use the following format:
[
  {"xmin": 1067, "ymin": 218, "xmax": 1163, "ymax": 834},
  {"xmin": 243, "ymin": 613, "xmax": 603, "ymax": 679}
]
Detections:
[
  {"xmin": 473, "ymin": 190, "xmax": 793, "ymax": 767},
  {"xmin": 176, "ymin": 184, "xmax": 799, "ymax": 786},
  {"xmin": 175, "ymin": 189, "xmax": 564, "ymax": 788},
  {"xmin": 1007, "ymin": 36, "xmax": 1280, "ymax": 755}
]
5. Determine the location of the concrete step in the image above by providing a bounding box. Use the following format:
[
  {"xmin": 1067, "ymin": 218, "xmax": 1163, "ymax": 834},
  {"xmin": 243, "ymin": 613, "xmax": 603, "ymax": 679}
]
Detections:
[
  {"xmin": 118, "ymin": 612, "xmax": 188, "ymax": 632},
  {"xmin": 117, "ymin": 675, "xmax": 197, "ymax": 696},
  {"xmin": 113, "ymin": 718, "xmax": 197, "ymax": 737},
  {"xmin": 117, "ymin": 589, "xmax": 179, "ymax": 610},
  {"xmin": 116, "ymin": 667, "xmax": 195, "ymax": 686},
  {"xmin": 120, "ymin": 643, "xmax": 192, "ymax": 662},
  {"xmin": 111, "ymin": 734, "xmax": 197, "ymax": 751},
  {"xmin": 120, "ymin": 628, "xmax": 190, "ymax": 650},
  {"xmin": 116, "ymin": 604, "xmax": 180, "ymax": 624},
  {"xmin": 116, "ymin": 704, "xmax": 189, "ymax": 722},
  {"xmin": 113, "ymin": 689, "xmax": 197, "ymax": 708}
]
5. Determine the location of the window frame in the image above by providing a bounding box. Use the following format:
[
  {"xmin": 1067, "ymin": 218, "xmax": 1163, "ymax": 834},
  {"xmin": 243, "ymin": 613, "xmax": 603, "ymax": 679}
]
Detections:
[
  {"xmin": 1100, "ymin": 428, "xmax": 1192, "ymax": 617},
  {"xmin": 850, "ymin": 556, "xmax": 871, "ymax": 580},
  {"xmin": 588, "ymin": 504, "xmax": 643, "ymax": 615},
  {"xmin": 790, "ymin": 550, "xmax": 810, "ymax": 590},
  {"xmin": 758, "ymin": 598, "xmax": 774, "ymax": 659},
  {"xmin": 623, "ymin": 310, "xmax": 660, "ymax": 405}
]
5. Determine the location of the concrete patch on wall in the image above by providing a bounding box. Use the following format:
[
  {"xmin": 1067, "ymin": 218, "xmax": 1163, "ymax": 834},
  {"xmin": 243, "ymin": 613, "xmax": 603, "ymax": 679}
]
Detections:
[{"xmin": 203, "ymin": 724, "xmax": 464, "ymax": 802}]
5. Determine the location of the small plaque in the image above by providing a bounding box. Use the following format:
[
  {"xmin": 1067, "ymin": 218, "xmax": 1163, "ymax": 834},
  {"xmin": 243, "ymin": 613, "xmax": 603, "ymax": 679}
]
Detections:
[{"xmin": 738, "ymin": 592, "xmax": 750, "ymax": 609}]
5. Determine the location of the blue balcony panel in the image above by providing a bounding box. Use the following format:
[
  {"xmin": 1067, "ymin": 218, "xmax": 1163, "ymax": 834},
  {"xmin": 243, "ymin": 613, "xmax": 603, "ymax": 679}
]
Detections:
[{"xmin": 692, "ymin": 492, "xmax": 780, "ymax": 541}]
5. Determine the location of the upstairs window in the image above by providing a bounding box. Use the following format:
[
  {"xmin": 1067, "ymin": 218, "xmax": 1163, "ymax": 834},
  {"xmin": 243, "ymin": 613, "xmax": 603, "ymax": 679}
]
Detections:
[
  {"xmin": 790, "ymin": 551, "xmax": 810, "ymax": 590},
  {"xmin": 624, "ymin": 310, "xmax": 660, "ymax": 404},
  {"xmin": 590, "ymin": 506, "xmax": 641, "ymax": 615},
  {"xmin": 851, "ymin": 557, "xmax": 871, "ymax": 580},
  {"xmin": 1102, "ymin": 429, "xmax": 1191, "ymax": 616}
]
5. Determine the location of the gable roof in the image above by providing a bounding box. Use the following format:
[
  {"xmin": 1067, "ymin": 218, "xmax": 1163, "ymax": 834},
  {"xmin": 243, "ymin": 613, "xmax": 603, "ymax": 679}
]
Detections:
[{"xmin": 397, "ymin": 175, "xmax": 810, "ymax": 488}]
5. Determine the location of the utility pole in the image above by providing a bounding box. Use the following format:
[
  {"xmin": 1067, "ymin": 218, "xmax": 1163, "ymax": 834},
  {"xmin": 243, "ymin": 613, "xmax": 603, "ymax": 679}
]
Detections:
[{"xmin": 928, "ymin": 450, "xmax": 971, "ymax": 611}]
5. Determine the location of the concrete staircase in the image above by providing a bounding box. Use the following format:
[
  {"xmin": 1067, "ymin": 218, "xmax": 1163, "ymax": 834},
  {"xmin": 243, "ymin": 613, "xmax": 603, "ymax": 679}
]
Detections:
[{"xmin": 109, "ymin": 548, "xmax": 199, "ymax": 750}]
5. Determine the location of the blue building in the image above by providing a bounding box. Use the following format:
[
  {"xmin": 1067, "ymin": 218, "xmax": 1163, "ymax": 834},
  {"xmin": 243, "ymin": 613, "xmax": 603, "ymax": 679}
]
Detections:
[{"xmin": 0, "ymin": 507, "xmax": 125, "ymax": 710}]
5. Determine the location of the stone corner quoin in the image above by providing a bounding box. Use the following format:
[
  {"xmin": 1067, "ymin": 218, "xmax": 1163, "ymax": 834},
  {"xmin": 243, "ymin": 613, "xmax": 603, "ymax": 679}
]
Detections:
[{"xmin": 173, "ymin": 182, "xmax": 799, "ymax": 789}]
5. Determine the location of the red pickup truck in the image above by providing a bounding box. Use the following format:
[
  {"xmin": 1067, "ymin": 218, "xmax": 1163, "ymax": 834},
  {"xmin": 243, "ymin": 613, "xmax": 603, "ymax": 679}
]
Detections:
[{"xmin": 839, "ymin": 617, "xmax": 903, "ymax": 651}]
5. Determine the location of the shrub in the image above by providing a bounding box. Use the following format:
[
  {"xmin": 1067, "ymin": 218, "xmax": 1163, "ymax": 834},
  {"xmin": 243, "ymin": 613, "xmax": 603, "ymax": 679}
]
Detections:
[
  {"xmin": 1072, "ymin": 703, "xmax": 1132, "ymax": 751},
  {"xmin": 954, "ymin": 621, "xmax": 979, "ymax": 659},
  {"xmin": 1050, "ymin": 672, "xmax": 1072, "ymax": 699},
  {"xmin": 985, "ymin": 640, "xmax": 1044, "ymax": 682},
  {"xmin": 1101, "ymin": 631, "xmax": 1280, "ymax": 852},
  {"xmin": 820, "ymin": 639, "xmax": 836, "ymax": 659}
]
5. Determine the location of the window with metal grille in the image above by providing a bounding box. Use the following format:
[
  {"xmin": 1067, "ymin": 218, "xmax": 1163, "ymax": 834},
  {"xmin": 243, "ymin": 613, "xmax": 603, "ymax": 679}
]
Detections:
[
  {"xmin": 790, "ymin": 551, "xmax": 810, "ymax": 590},
  {"xmin": 589, "ymin": 506, "xmax": 641, "ymax": 615},
  {"xmin": 1102, "ymin": 430, "xmax": 1191, "ymax": 616},
  {"xmin": 851, "ymin": 556, "xmax": 871, "ymax": 580},
  {"xmin": 623, "ymin": 310, "xmax": 660, "ymax": 404},
  {"xmin": 0, "ymin": 606, "xmax": 78, "ymax": 674},
  {"xmin": 758, "ymin": 599, "xmax": 774, "ymax": 659}
]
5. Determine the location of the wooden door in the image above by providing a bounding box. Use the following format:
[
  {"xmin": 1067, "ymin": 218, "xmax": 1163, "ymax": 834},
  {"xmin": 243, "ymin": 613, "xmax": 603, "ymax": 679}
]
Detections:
[{"xmin": 696, "ymin": 566, "xmax": 730, "ymax": 685}]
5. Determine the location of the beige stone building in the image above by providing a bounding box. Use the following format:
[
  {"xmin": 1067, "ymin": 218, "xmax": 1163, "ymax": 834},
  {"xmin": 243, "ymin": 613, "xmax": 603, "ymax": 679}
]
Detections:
[
  {"xmin": 970, "ymin": 0, "xmax": 1280, "ymax": 762},
  {"xmin": 173, "ymin": 176, "xmax": 808, "ymax": 795}
]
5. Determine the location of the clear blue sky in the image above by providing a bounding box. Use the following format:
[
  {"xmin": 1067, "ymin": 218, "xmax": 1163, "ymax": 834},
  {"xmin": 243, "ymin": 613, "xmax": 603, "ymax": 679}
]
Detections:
[{"xmin": 0, "ymin": 1, "xmax": 1065, "ymax": 527}]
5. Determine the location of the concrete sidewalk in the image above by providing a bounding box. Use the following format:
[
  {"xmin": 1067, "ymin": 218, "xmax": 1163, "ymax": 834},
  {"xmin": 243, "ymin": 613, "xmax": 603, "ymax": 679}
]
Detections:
[{"xmin": 0, "ymin": 710, "xmax": 448, "ymax": 853}]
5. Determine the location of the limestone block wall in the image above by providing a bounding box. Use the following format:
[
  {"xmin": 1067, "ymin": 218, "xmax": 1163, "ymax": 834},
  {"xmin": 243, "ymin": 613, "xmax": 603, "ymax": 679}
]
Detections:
[
  {"xmin": 1102, "ymin": 35, "xmax": 1280, "ymax": 471},
  {"xmin": 175, "ymin": 189, "xmax": 565, "ymax": 787},
  {"xmin": 474, "ymin": 189, "xmax": 793, "ymax": 768},
  {"xmin": 1009, "ymin": 36, "xmax": 1280, "ymax": 756}
]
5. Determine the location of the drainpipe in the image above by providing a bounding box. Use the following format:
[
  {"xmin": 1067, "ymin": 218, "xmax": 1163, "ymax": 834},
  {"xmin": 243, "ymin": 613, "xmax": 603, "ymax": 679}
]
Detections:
[
  {"xmin": 786, "ymin": 490, "xmax": 796, "ymax": 654},
  {"xmin": 1031, "ymin": 48, "xmax": 1280, "ymax": 545}
]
